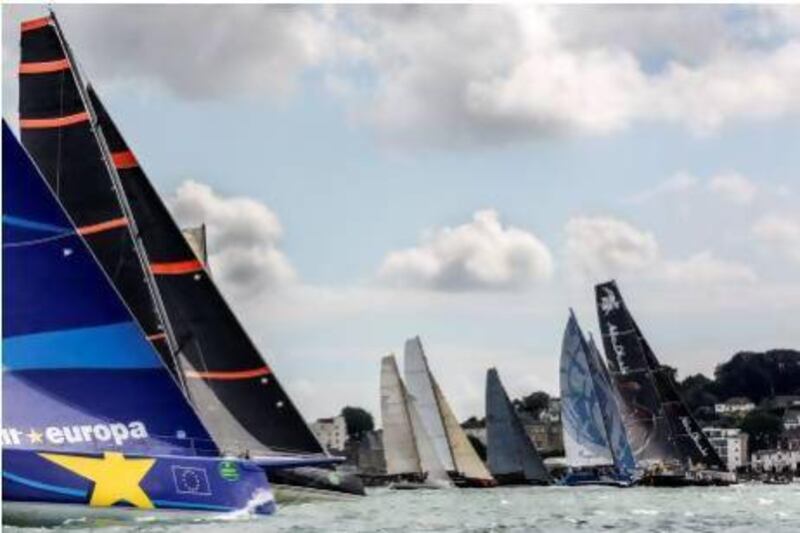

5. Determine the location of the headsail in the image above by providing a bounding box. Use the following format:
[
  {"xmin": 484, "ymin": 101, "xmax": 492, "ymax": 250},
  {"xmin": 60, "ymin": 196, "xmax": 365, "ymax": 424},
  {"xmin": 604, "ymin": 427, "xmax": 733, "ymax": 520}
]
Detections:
[
  {"xmin": 560, "ymin": 314, "xmax": 615, "ymax": 467},
  {"xmin": 434, "ymin": 380, "xmax": 494, "ymax": 483},
  {"xmin": 633, "ymin": 322, "xmax": 725, "ymax": 470},
  {"xmin": 87, "ymin": 85, "xmax": 322, "ymax": 457},
  {"xmin": 586, "ymin": 335, "xmax": 637, "ymax": 475},
  {"xmin": 486, "ymin": 368, "xmax": 551, "ymax": 484},
  {"xmin": 2, "ymin": 121, "xmax": 212, "ymax": 457},
  {"xmin": 403, "ymin": 337, "xmax": 455, "ymax": 471}
]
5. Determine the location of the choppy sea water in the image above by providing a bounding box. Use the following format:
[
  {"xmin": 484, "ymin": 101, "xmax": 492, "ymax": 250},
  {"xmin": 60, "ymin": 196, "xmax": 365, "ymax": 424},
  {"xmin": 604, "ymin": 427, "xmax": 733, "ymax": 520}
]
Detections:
[{"xmin": 7, "ymin": 484, "xmax": 800, "ymax": 532}]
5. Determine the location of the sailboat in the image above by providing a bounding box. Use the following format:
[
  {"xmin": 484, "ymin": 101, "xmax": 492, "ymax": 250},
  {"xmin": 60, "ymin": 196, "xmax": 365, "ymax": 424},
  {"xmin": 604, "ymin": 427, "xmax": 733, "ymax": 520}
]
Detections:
[
  {"xmin": 403, "ymin": 337, "xmax": 496, "ymax": 487},
  {"xmin": 17, "ymin": 12, "xmax": 364, "ymax": 501},
  {"xmin": 560, "ymin": 311, "xmax": 637, "ymax": 486},
  {"xmin": 594, "ymin": 280, "xmax": 736, "ymax": 486},
  {"xmin": 485, "ymin": 368, "xmax": 552, "ymax": 485},
  {"xmin": 380, "ymin": 355, "xmax": 452, "ymax": 489},
  {"xmin": 2, "ymin": 121, "xmax": 276, "ymax": 524}
]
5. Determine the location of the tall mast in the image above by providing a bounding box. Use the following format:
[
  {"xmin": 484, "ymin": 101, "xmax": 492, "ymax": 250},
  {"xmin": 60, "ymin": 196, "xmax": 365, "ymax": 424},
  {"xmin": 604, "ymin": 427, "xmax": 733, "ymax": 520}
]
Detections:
[{"xmin": 48, "ymin": 10, "xmax": 189, "ymax": 398}]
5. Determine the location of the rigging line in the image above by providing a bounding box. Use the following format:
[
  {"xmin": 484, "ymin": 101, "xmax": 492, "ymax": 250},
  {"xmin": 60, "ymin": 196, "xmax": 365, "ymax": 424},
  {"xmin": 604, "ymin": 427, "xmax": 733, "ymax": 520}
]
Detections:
[{"xmin": 3, "ymin": 232, "xmax": 74, "ymax": 248}]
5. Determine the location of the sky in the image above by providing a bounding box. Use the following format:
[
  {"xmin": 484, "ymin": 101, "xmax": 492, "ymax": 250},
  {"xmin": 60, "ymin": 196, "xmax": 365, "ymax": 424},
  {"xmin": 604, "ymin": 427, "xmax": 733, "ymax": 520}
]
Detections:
[{"xmin": 3, "ymin": 4, "xmax": 800, "ymax": 424}]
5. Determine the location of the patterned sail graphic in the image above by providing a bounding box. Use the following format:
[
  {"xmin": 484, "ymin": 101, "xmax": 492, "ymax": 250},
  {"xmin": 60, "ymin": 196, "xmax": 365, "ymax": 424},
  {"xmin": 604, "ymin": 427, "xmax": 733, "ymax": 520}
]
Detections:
[
  {"xmin": 587, "ymin": 335, "xmax": 637, "ymax": 475},
  {"xmin": 2, "ymin": 122, "xmax": 212, "ymax": 457},
  {"xmin": 486, "ymin": 368, "xmax": 552, "ymax": 484},
  {"xmin": 560, "ymin": 315, "xmax": 614, "ymax": 467}
]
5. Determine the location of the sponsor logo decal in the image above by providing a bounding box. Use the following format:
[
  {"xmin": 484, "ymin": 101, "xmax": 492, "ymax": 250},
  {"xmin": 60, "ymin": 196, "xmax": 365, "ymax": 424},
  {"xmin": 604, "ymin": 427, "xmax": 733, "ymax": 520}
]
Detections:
[
  {"xmin": 1, "ymin": 421, "xmax": 148, "ymax": 448},
  {"xmin": 599, "ymin": 287, "xmax": 621, "ymax": 316},
  {"xmin": 173, "ymin": 465, "xmax": 212, "ymax": 496},
  {"xmin": 218, "ymin": 460, "xmax": 240, "ymax": 482}
]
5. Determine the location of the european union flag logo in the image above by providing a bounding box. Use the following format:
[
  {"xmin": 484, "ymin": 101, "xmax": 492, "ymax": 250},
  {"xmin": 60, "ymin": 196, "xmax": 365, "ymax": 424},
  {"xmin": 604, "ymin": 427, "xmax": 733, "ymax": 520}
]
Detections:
[{"xmin": 172, "ymin": 465, "xmax": 212, "ymax": 496}]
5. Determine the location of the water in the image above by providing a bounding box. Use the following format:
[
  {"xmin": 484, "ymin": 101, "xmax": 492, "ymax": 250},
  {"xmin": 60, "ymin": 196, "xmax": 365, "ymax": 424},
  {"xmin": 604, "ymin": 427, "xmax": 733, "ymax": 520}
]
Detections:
[{"xmin": 6, "ymin": 485, "xmax": 800, "ymax": 532}]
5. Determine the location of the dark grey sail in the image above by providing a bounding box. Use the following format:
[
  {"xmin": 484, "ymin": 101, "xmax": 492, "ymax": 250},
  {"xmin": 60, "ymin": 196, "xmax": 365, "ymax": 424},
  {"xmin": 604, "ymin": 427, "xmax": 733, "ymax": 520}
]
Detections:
[
  {"xmin": 485, "ymin": 368, "xmax": 552, "ymax": 485},
  {"xmin": 595, "ymin": 280, "xmax": 726, "ymax": 472},
  {"xmin": 595, "ymin": 281, "xmax": 681, "ymax": 467}
]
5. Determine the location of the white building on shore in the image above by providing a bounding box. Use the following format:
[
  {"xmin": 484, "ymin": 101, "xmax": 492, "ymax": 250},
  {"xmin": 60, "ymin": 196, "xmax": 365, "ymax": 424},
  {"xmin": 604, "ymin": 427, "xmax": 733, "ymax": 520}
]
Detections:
[
  {"xmin": 310, "ymin": 415, "xmax": 348, "ymax": 453},
  {"xmin": 713, "ymin": 397, "xmax": 755, "ymax": 417},
  {"xmin": 704, "ymin": 427, "xmax": 748, "ymax": 471}
]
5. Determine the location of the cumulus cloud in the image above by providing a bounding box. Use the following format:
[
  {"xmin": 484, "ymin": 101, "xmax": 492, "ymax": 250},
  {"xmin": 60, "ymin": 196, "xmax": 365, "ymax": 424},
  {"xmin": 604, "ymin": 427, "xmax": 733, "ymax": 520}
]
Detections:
[
  {"xmin": 564, "ymin": 216, "xmax": 659, "ymax": 280},
  {"xmin": 707, "ymin": 172, "xmax": 758, "ymax": 205},
  {"xmin": 377, "ymin": 209, "xmax": 553, "ymax": 291},
  {"xmin": 565, "ymin": 215, "xmax": 756, "ymax": 284},
  {"xmin": 344, "ymin": 5, "xmax": 800, "ymax": 147},
  {"xmin": 4, "ymin": 5, "xmax": 798, "ymax": 147},
  {"xmin": 169, "ymin": 180, "xmax": 296, "ymax": 295},
  {"xmin": 753, "ymin": 214, "xmax": 800, "ymax": 264}
]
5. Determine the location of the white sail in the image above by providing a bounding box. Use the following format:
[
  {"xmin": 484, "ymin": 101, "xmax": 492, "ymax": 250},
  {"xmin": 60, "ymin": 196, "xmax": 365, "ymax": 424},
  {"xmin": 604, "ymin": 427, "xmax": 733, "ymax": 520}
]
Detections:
[
  {"xmin": 380, "ymin": 355, "xmax": 422, "ymax": 475},
  {"xmin": 407, "ymin": 394, "xmax": 453, "ymax": 487},
  {"xmin": 560, "ymin": 315, "xmax": 615, "ymax": 467},
  {"xmin": 434, "ymin": 379, "xmax": 494, "ymax": 482},
  {"xmin": 182, "ymin": 224, "xmax": 208, "ymax": 266},
  {"xmin": 403, "ymin": 337, "xmax": 456, "ymax": 471}
]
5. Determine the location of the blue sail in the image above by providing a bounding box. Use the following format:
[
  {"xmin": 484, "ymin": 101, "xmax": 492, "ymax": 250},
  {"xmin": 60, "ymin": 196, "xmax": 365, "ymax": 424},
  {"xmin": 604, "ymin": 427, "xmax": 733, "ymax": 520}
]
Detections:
[
  {"xmin": 586, "ymin": 334, "xmax": 637, "ymax": 477},
  {"xmin": 2, "ymin": 121, "xmax": 213, "ymax": 456},
  {"xmin": 2, "ymin": 121, "xmax": 275, "ymax": 520},
  {"xmin": 560, "ymin": 312, "xmax": 635, "ymax": 485}
]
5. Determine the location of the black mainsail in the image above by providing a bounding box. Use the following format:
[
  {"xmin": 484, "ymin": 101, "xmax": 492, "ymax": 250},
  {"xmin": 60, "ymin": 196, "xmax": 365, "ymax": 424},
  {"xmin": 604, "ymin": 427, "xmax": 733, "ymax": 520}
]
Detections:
[
  {"xmin": 18, "ymin": 14, "xmax": 323, "ymax": 458},
  {"xmin": 485, "ymin": 368, "xmax": 551, "ymax": 485},
  {"xmin": 595, "ymin": 280, "xmax": 726, "ymax": 471},
  {"xmin": 17, "ymin": 14, "xmax": 174, "ymax": 372}
]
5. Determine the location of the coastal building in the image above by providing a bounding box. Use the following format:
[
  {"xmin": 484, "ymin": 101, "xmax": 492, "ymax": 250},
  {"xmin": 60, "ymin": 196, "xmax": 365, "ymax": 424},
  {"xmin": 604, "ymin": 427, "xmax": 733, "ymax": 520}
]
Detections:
[
  {"xmin": 783, "ymin": 408, "xmax": 800, "ymax": 430},
  {"xmin": 714, "ymin": 397, "xmax": 755, "ymax": 417},
  {"xmin": 751, "ymin": 448, "xmax": 800, "ymax": 473},
  {"xmin": 704, "ymin": 427, "xmax": 749, "ymax": 471},
  {"xmin": 351, "ymin": 429, "xmax": 386, "ymax": 475},
  {"xmin": 310, "ymin": 415, "xmax": 348, "ymax": 453}
]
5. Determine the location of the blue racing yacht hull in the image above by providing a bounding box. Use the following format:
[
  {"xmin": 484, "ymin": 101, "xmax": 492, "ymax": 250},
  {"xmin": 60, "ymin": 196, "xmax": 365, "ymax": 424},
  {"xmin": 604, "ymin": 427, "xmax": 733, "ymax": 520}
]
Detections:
[{"xmin": 2, "ymin": 448, "xmax": 275, "ymax": 525}]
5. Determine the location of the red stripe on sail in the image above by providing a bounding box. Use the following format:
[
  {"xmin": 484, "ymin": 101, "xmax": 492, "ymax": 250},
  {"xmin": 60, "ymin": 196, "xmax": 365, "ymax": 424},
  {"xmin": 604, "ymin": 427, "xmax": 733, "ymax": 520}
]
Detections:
[
  {"xmin": 20, "ymin": 111, "xmax": 89, "ymax": 129},
  {"xmin": 146, "ymin": 332, "xmax": 167, "ymax": 341},
  {"xmin": 112, "ymin": 150, "xmax": 138, "ymax": 169},
  {"xmin": 185, "ymin": 366, "xmax": 271, "ymax": 381},
  {"xmin": 150, "ymin": 259, "xmax": 204, "ymax": 275},
  {"xmin": 19, "ymin": 58, "xmax": 70, "ymax": 75},
  {"xmin": 21, "ymin": 17, "xmax": 51, "ymax": 33},
  {"xmin": 77, "ymin": 217, "xmax": 128, "ymax": 236}
]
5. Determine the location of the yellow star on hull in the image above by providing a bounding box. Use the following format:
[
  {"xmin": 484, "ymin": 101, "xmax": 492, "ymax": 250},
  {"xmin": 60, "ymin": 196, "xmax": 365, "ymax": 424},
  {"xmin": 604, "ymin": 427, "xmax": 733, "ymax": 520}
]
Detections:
[{"xmin": 40, "ymin": 451, "xmax": 155, "ymax": 509}]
